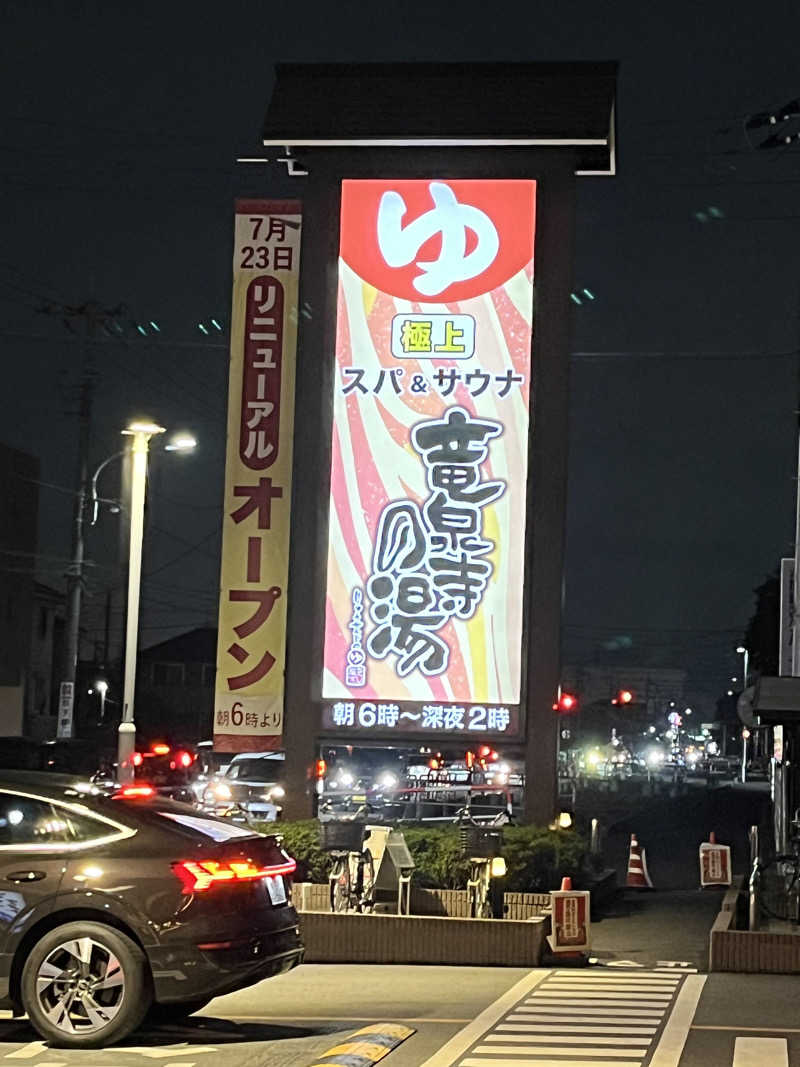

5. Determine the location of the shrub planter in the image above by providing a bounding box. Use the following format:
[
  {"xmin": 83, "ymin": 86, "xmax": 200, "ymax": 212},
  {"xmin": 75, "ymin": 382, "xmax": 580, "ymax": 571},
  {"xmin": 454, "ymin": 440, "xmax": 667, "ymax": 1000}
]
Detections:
[
  {"xmin": 709, "ymin": 876, "xmax": 800, "ymax": 973},
  {"xmin": 299, "ymin": 911, "xmax": 547, "ymax": 966}
]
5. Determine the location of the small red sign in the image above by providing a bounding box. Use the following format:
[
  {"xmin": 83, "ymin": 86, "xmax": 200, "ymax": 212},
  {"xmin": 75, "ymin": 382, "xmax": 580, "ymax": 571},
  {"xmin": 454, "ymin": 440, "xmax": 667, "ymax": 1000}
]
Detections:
[
  {"xmin": 549, "ymin": 890, "xmax": 591, "ymax": 952},
  {"xmin": 699, "ymin": 843, "xmax": 731, "ymax": 887}
]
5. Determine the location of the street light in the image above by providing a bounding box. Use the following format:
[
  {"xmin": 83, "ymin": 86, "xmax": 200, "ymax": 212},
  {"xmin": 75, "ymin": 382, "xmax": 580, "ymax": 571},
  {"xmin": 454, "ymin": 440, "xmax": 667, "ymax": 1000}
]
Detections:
[
  {"xmin": 117, "ymin": 421, "xmax": 195, "ymax": 782},
  {"xmin": 94, "ymin": 679, "xmax": 108, "ymax": 722},
  {"xmin": 736, "ymin": 646, "xmax": 749, "ymax": 688}
]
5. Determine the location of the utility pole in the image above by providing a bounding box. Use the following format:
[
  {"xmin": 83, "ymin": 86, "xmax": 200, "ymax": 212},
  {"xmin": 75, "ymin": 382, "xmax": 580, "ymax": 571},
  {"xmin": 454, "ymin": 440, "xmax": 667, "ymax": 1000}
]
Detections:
[
  {"xmin": 43, "ymin": 300, "xmax": 126, "ymax": 739},
  {"xmin": 793, "ymin": 431, "xmax": 800, "ymax": 677}
]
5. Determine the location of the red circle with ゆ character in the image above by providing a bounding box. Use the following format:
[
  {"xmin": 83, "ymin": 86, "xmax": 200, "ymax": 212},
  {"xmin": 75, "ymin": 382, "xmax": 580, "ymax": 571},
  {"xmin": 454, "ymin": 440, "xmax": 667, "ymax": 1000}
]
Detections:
[{"xmin": 339, "ymin": 179, "xmax": 536, "ymax": 303}]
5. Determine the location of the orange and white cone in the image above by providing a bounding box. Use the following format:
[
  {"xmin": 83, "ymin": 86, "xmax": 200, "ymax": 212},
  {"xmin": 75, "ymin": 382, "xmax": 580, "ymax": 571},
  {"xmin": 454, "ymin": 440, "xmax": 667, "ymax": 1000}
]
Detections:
[{"xmin": 626, "ymin": 833, "xmax": 653, "ymax": 889}]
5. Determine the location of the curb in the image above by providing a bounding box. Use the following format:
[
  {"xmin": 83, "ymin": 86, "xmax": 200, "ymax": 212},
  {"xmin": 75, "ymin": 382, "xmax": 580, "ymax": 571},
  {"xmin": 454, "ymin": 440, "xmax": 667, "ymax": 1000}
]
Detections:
[{"xmin": 308, "ymin": 1022, "xmax": 416, "ymax": 1066}]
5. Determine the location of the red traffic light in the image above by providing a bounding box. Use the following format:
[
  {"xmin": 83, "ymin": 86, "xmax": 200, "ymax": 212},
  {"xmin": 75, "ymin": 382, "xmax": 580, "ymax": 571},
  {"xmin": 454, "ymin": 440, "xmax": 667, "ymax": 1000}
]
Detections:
[
  {"xmin": 554, "ymin": 693, "xmax": 578, "ymax": 714},
  {"xmin": 612, "ymin": 689, "xmax": 634, "ymax": 705}
]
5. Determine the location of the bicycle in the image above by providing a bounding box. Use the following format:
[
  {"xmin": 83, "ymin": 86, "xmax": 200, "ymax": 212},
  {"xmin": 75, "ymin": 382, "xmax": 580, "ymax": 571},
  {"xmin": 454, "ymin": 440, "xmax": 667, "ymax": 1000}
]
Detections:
[
  {"xmin": 320, "ymin": 803, "xmax": 376, "ymax": 913},
  {"xmin": 455, "ymin": 801, "xmax": 510, "ymax": 919}
]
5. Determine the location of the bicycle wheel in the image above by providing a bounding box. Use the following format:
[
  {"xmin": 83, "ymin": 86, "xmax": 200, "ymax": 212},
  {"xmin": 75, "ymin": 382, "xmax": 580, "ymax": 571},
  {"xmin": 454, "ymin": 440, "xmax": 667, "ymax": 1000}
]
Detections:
[
  {"xmin": 468, "ymin": 862, "xmax": 493, "ymax": 919},
  {"xmin": 476, "ymin": 875, "xmax": 493, "ymax": 919},
  {"xmin": 358, "ymin": 849, "xmax": 376, "ymax": 913},
  {"xmin": 329, "ymin": 857, "xmax": 352, "ymax": 913}
]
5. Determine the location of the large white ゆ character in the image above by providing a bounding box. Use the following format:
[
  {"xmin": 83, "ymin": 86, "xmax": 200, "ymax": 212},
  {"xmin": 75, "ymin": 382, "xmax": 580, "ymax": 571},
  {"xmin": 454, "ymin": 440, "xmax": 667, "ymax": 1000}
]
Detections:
[{"xmin": 377, "ymin": 181, "xmax": 499, "ymax": 297}]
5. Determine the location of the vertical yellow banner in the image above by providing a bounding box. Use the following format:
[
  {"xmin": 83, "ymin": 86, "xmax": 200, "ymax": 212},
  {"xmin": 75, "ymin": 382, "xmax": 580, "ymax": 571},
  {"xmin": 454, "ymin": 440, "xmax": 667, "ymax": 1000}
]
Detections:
[{"xmin": 215, "ymin": 200, "xmax": 302, "ymax": 752}]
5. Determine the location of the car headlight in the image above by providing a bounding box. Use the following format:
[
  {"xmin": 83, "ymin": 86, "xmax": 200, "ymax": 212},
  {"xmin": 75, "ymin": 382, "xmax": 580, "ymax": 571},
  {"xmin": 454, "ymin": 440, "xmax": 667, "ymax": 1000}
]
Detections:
[
  {"xmin": 207, "ymin": 782, "xmax": 232, "ymax": 801},
  {"xmin": 267, "ymin": 786, "xmax": 285, "ymax": 800}
]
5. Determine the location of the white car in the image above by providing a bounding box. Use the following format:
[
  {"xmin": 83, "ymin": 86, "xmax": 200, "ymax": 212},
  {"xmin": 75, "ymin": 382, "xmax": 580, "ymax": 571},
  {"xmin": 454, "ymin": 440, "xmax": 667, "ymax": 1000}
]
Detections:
[{"xmin": 202, "ymin": 752, "xmax": 285, "ymax": 821}]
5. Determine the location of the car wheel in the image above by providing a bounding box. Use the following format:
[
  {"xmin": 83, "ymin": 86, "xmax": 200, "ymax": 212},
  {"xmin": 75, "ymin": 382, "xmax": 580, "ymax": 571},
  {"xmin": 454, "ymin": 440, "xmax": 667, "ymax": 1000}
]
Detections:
[
  {"xmin": 148, "ymin": 998, "xmax": 211, "ymax": 1024},
  {"xmin": 21, "ymin": 921, "xmax": 151, "ymax": 1049}
]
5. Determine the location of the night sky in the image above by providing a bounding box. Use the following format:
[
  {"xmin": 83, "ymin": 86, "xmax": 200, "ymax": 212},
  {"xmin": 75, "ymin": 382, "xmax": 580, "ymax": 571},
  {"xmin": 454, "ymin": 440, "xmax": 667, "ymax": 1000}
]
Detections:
[{"xmin": 3, "ymin": 1, "xmax": 800, "ymax": 709}]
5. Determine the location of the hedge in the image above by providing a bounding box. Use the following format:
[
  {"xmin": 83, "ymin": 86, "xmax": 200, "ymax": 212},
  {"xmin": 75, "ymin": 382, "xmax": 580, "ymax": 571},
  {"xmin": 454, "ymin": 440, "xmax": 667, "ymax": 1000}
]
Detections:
[{"xmin": 259, "ymin": 819, "xmax": 586, "ymax": 893}]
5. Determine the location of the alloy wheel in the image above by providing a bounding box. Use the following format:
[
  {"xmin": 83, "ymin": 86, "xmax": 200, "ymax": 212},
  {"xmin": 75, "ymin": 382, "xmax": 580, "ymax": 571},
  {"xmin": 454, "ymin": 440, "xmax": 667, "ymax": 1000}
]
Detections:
[{"xmin": 35, "ymin": 936, "xmax": 125, "ymax": 1036}]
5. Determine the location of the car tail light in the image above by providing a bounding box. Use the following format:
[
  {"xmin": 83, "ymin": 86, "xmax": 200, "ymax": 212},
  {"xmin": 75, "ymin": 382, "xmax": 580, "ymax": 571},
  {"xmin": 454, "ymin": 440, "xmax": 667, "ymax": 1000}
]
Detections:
[
  {"xmin": 152, "ymin": 743, "xmax": 170, "ymax": 756},
  {"xmin": 172, "ymin": 855, "xmax": 297, "ymax": 893},
  {"xmin": 175, "ymin": 750, "xmax": 193, "ymax": 768},
  {"xmin": 115, "ymin": 785, "xmax": 155, "ymax": 798},
  {"xmin": 131, "ymin": 752, "xmax": 144, "ymax": 767}
]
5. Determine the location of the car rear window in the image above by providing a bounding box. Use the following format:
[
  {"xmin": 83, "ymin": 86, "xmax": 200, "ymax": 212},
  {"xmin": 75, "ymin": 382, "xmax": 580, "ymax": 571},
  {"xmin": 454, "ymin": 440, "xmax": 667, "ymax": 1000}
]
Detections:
[{"xmin": 155, "ymin": 810, "xmax": 260, "ymax": 842}]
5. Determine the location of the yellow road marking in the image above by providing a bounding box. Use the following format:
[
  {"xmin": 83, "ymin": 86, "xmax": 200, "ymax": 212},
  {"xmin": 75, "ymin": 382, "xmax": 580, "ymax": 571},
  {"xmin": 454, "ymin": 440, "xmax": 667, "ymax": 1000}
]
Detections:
[
  {"xmin": 317, "ymin": 1040, "xmax": 396, "ymax": 1060},
  {"xmin": 308, "ymin": 1021, "xmax": 415, "ymax": 1066}
]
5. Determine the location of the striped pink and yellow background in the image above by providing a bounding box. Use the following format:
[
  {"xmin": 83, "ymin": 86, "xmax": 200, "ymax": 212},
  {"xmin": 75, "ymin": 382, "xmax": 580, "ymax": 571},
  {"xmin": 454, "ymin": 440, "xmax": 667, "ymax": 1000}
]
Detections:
[{"xmin": 323, "ymin": 188, "xmax": 535, "ymax": 706}]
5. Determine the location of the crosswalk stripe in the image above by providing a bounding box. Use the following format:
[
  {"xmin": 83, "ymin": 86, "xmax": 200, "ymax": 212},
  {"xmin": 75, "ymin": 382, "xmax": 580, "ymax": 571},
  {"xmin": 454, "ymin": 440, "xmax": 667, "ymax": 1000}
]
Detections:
[
  {"xmin": 477, "ymin": 1035, "xmax": 653, "ymax": 1046},
  {"xmin": 529, "ymin": 994, "xmax": 674, "ymax": 1002},
  {"xmin": 542, "ymin": 983, "xmax": 678, "ymax": 992},
  {"xmin": 461, "ymin": 1060, "xmax": 645, "ymax": 1067},
  {"xmin": 545, "ymin": 977, "xmax": 679, "ymax": 985},
  {"xmin": 473, "ymin": 1045, "xmax": 646, "ymax": 1057},
  {"xmin": 428, "ymin": 967, "xmax": 687, "ymax": 1067},
  {"xmin": 509, "ymin": 1008, "xmax": 664, "ymax": 1019},
  {"xmin": 535, "ymin": 985, "xmax": 674, "ymax": 994},
  {"xmin": 553, "ymin": 971, "xmax": 679, "ymax": 979},
  {"xmin": 649, "ymin": 974, "xmax": 706, "ymax": 1067},
  {"xmin": 554, "ymin": 970, "xmax": 674, "ymax": 978},
  {"xmin": 733, "ymin": 1037, "xmax": 788, "ymax": 1067},
  {"xmin": 497, "ymin": 1024, "xmax": 658, "ymax": 1035}
]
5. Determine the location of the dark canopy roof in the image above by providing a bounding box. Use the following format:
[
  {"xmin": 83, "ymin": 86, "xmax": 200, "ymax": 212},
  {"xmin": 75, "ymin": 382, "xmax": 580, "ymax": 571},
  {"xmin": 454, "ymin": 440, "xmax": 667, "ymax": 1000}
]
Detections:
[{"xmin": 262, "ymin": 62, "xmax": 617, "ymax": 174}]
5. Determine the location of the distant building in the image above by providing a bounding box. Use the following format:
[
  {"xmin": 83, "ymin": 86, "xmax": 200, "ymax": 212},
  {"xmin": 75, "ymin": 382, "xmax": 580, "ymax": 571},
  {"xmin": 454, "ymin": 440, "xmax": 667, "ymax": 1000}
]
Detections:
[
  {"xmin": 561, "ymin": 664, "xmax": 687, "ymax": 716},
  {"xmin": 560, "ymin": 664, "xmax": 692, "ymax": 743},
  {"xmin": 0, "ymin": 443, "xmax": 39, "ymax": 735},
  {"xmin": 137, "ymin": 627, "xmax": 217, "ymax": 741}
]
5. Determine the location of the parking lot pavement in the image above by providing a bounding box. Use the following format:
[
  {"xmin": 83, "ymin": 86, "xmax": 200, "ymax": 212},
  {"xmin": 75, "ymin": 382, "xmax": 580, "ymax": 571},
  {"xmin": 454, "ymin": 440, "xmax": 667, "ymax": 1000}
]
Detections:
[
  {"xmin": 678, "ymin": 973, "xmax": 800, "ymax": 1067},
  {"xmin": 5, "ymin": 965, "xmax": 794, "ymax": 1067},
  {"xmin": 0, "ymin": 965, "xmax": 530, "ymax": 1067}
]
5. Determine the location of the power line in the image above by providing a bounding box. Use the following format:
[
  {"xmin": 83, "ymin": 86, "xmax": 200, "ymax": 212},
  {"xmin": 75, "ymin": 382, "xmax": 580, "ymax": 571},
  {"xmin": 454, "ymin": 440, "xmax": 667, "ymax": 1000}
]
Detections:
[{"xmin": 143, "ymin": 529, "xmax": 220, "ymax": 579}]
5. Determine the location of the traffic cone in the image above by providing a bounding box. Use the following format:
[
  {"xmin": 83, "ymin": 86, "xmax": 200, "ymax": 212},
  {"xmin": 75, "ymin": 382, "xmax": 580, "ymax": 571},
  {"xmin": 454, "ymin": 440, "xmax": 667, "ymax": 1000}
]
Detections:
[
  {"xmin": 560, "ymin": 876, "xmax": 572, "ymax": 891},
  {"xmin": 626, "ymin": 833, "xmax": 653, "ymax": 889}
]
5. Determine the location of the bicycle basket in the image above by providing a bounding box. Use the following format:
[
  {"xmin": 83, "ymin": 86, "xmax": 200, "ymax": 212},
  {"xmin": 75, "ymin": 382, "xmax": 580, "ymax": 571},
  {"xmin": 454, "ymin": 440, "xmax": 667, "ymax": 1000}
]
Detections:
[
  {"xmin": 319, "ymin": 819, "xmax": 365, "ymax": 852},
  {"xmin": 460, "ymin": 825, "xmax": 503, "ymax": 858}
]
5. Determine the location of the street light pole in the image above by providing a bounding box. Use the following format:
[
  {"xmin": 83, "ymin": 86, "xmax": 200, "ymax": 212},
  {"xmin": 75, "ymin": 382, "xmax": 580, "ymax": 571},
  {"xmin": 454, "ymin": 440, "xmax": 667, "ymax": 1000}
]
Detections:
[
  {"xmin": 96, "ymin": 680, "xmax": 108, "ymax": 723},
  {"xmin": 736, "ymin": 645, "xmax": 750, "ymax": 775},
  {"xmin": 117, "ymin": 422, "xmax": 165, "ymax": 783},
  {"xmin": 793, "ymin": 431, "xmax": 800, "ymax": 675}
]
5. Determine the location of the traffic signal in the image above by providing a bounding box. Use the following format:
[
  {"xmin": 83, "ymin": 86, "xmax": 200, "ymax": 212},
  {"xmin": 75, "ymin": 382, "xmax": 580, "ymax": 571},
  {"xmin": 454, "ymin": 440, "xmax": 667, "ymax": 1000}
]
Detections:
[
  {"xmin": 554, "ymin": 692, "xmax": 578, "ymax": 714},
  {"xmin": 612, "ymin": 689, "xmax": 634, "ymax": 705}
]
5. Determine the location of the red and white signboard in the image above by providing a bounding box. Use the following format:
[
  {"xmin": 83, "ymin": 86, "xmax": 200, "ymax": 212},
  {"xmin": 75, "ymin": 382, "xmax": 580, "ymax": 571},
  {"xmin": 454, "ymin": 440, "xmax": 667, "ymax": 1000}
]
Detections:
[
  {"xmin": 547, "ymin": 889, "xmax": 591, "ymax": 953},
  {"xmin": 322, "ymin": 178, "xmax": 536, "ymax": 737},
  {"xmin": 699, "ymin": 841, "xmax": 731, "ymax": 887}
]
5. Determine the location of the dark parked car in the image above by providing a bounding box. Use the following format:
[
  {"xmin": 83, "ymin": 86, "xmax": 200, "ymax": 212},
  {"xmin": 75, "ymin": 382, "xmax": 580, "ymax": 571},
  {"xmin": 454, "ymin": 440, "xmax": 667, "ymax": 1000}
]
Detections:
[{"xmin": 0, "ymin": 772, "xmax": 302, "ymax": 1048}]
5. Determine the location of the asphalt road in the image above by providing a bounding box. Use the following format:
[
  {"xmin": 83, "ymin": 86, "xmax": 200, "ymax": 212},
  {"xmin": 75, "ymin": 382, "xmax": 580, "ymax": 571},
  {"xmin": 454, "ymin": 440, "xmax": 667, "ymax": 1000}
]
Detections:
[
  {"xmin": 1, "ymin": 963, "xmax": 799, "ymax": 1067},
  {"xmin": 0, "ymin": 965, "xmax": 529, "ymax": 1067}
]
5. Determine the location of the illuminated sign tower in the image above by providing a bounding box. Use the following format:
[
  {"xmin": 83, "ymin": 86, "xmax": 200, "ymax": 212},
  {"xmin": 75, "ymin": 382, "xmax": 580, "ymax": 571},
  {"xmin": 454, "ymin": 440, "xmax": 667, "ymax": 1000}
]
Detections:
[{"xmin": 244, "ymin": 62, "xmax": 617, "ymax": 823}]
